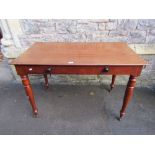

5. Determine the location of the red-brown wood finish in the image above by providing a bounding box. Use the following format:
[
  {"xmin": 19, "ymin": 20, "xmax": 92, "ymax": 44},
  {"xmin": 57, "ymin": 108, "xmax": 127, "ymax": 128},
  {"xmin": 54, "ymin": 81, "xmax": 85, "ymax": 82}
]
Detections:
[
  {"xmin": 43, "ymin": 74, "xmax": 49, "ymax": 89},
  {"xmin": 11, "ymin": 42, "xmax": 146, "ymax": 66},
  {"xmin": 110, "ymin": 75, "xmax": 116, "ymax": 91},
  {"xmin": 11, "ymin": 42, "xmax": 147, "ymax": 120},
  {"xmin": 20, "ymin": 75, "xmax": 38, "ymax": 116},
  {"xmin": 15, "ymin": 65, "xmax": 143, "ymax": 76},
  {"xmin": 120, "ymin": 75, "xmax": 136, "ymax": 120}
]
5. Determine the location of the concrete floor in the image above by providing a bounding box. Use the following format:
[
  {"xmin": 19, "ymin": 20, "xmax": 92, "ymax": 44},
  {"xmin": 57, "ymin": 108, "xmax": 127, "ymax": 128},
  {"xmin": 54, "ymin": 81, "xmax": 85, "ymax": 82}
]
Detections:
[{"xmin": 0, "ymin": 59, "xmax": 155, "ymax": 135}]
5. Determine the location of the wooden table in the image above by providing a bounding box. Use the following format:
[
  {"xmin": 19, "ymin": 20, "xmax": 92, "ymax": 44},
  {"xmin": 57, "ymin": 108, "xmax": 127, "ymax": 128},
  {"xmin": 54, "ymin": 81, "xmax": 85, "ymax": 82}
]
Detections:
[{"xmin": 11, "ymin": 42, "xmax": 146, "ymax": 120}]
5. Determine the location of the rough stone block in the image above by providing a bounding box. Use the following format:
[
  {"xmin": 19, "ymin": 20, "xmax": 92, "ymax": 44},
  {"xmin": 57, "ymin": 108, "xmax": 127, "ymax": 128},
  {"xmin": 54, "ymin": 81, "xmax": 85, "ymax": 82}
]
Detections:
[
  {"xmin": 123, "ymin": 19, "xmax": 138, "ymax": 30},
  {"xmin": 148, "ymin": 20, "xmax": 155, "ymax": 28},
  {"xmin": 70, "ymin": 33, "xmax": 86, "ymax": 42},
  {"xmin": 137, "ymin": 20, "xmax": 148, "ymax": 30},
  {"xmin": 77, "ymin": 19, "xmax": 109, "ymax": 24},
  {"xmin": 100, "ymin": 36, "xmax": 127, "ymax": 42},
  {"xmin": 105, "ymin": 22, "xmax": 117, "ymax": 30},
  {"xmin": 40, "ymin": 26, "xmax": 55, "ymax": 34},
  {"xmin": 117, "ymin": 19, "xmax": 126, "ymax": 30},
  {"xmin": 21, "ymin": 19, "xmax": 40, "ymax": 34},
  {"xmin": 77, "ymin": 23, "xmax": 99, "ymax": 32},
  {"xmin": 98, "ymin": 23, "xmax": 106, "ymax": 30},
  {"xmin": 19, "ymin": 34, "xmax": 58, "ymax": 47},
  {"xmin": 146, "ymin": 35, "xmax": 155, "ymax": 43},
  {"xmin": 117, "ymin": 19, "xmax": 138, "ymax": 30},
  {"xmin": 77, "ymin": 19, "xmax": 89, "ymax": 24},
  {"xmin": 109, "ymin": 19, "xmax": 117, "ymax": 22},
  {"xmin": 136, "ymin": 19, "xmax": 155, "ymax": 30},
  {"xmin": 88, "ymin": 19, "xmax": 109, "ymax": 23},
  {"xmin": 109, "ymin": 30, "xmax": 128, "ymax": 37},
  {"xmin": 56, "ymin": 20, "xmax": 77, "ymax": 34},
  {"xmin": 128, "ymin": 31, "xmax": 146, "ymax": 43},
  {"xmin": 149, "ymin": 29, "xmax": 155, "ymax": 35},
  {"xmin": 86, "ymin": 31, "xmax": 108, "ymax": 41}
]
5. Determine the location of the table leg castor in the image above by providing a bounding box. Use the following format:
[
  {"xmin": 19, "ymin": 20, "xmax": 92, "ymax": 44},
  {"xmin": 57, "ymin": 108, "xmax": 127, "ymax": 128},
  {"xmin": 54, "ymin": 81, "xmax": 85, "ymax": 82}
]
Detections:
[{"xmin": 33, "ymin": 110, "xmax": 39, "ymax": 118}]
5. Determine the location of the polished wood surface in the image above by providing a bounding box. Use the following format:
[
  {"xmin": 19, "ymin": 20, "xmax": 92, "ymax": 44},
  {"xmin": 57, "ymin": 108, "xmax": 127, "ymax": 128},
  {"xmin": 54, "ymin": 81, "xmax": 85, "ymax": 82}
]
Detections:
[
  {"xmin": 120, "ymin": 75, "xmax": 136, "ymax": 119},
  {"xmin": 12, "ymin": 42, "xmax": 146, "ymax": 120},
  {"xmin": 20, "ymin": 75, "xmax": 38, "ymax": 116},
  {"xmin": 11, "ymin": 42, "xmax": 146, "ymax": 66}
]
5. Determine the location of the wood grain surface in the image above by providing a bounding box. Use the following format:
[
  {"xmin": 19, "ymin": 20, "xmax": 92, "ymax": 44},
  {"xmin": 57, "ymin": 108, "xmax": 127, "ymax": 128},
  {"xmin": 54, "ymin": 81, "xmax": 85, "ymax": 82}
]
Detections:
[{"xmin": 11, "ymin": 42, "xmax": 146, "ymax": 66}]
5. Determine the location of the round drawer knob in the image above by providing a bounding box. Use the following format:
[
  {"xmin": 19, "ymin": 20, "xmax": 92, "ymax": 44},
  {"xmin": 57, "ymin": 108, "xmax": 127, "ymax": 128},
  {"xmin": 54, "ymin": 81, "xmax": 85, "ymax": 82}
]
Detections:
[
  {"xmin": 48, "ymin": 68, "xmax": 52, "ymax": 71},
  {"xmin": 29, "ymin": 68, "xmax": 33, "ymax": 71},
  {"xmin": 103, "ymin": 67, "xmax": 109, "ymax": 72}
]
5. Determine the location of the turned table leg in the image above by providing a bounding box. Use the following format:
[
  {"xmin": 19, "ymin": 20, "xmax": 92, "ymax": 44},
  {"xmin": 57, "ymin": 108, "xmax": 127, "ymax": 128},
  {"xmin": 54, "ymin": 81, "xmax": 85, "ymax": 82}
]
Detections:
[
  {"xmin": 20, "ymin": 75, "xmax": 38, "ymax": 116},
  {"xmin": 110, "ymin": 75, "xmax": 116, "ymax": 91},
  {"xmin": 120, "ymin": 75, "xmax": 136, "ymax": 120},
  {"xmin": 43, "ymin": 74, "xmax": 49, "ymax": 89}
]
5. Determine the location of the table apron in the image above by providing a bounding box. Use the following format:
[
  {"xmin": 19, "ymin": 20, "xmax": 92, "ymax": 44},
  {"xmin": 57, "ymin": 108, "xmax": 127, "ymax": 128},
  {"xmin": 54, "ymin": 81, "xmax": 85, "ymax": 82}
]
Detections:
[{"xmin": 15, "ymin": 65, "xmax": 143, "ymax": 76}]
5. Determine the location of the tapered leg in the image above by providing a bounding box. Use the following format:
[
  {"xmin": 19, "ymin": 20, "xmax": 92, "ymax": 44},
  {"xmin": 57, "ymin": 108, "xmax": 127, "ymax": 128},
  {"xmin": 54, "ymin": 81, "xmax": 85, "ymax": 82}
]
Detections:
[
  {"xmin": 20, "ymin": 75, "xmax": 38, "ymax": 116},
  {"xmin": 120, "ymin": 75, "xmax": 136, "ymax": 120},
  {"xmin": 44, "ymin": 74, "xmax": 49, "ymax": 89},
  {"xmin": 110, "ymin": 75, "xmax": 116, "ymax": 91}
]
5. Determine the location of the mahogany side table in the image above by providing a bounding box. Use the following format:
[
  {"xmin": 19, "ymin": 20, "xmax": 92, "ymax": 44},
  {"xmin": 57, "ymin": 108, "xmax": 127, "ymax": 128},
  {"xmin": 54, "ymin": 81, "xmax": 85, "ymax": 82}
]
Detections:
[{"xmin": 11, "ymin": 42, "xmax": 146, "ymax": 119}]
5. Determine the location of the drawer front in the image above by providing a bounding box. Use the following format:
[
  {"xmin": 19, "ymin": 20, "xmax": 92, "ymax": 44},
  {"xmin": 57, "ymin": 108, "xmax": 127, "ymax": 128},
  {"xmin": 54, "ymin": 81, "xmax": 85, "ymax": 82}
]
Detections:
[
  {"xmin": 15, "ymin": 65, "xmax": 143, "ymax": 76},
  {"xmin": 52, "ymin": 66, "xmax": 104, "ymax": 74},
  {"xmin": 24, "ymin": 65, "xmax": 51, "ymax": 74},
  {"xmin": 51, "ymin": 66, "xmax": 142, "ymax": 75},
  {"xmin": 16, "ymin": 65, "xmax": 104, "ymax": 75},
  {"xmin": 15, "ymin": 65, "xmax": 51, "ymax": 75}
]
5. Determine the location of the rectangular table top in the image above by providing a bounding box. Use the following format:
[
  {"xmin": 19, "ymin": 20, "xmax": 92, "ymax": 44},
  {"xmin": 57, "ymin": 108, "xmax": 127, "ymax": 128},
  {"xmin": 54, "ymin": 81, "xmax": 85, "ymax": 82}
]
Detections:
[{"xmin": 11, "ymin": 42, "xmax": 146, "ymax": 66}]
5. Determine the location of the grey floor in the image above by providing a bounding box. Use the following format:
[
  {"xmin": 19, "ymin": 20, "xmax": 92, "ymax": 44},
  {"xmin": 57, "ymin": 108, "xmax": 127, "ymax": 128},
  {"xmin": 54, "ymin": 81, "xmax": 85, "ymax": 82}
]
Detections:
[{"xmin": 0, "ymin": 59, "xmax": 155, "ymax": 135}]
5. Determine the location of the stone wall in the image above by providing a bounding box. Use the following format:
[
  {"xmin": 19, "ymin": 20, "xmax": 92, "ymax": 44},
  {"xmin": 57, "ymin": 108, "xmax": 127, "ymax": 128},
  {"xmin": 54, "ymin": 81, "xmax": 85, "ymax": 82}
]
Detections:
[
  {"xmin": 0, "ymin": 19, "xmax": 155, "ymax": 88},
  {"xmin": 19, "ymin": 19, "xmax": 155, "ymax": 47}
]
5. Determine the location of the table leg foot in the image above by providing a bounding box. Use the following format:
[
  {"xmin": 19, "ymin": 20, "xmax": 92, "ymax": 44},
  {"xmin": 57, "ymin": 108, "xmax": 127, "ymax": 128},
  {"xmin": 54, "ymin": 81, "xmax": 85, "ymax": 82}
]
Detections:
[
  {"xmin": 33, "ymin": 110, "xmax": 39, "ymax": 118},
  {"xmin": 109, "ymin": 75, "xmax": 116, "ymax": 92},
  {"xmin": 119, "ymin": 75, "xmax": 136, "ymax": 119},
  {"xmin": 119, "ymin": 112, "xmax": 125, "ymax": 121}
]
